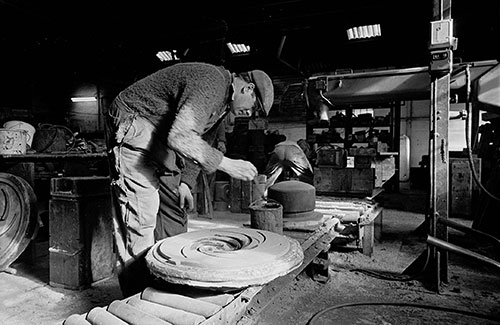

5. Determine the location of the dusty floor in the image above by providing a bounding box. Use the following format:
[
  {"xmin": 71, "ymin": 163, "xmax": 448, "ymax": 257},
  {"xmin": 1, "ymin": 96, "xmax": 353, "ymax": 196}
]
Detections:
[
  {"xmin": 1, "ymin": 188, "xmax": 499, "ymax": 325},
  {"xmin": 251, "ymin": 209, "xmax": 500, "ymax": 324}
]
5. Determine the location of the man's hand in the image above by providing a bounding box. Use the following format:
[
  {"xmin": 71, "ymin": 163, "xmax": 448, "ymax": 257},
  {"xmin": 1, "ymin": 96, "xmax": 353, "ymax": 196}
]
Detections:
[
  {"xmin": 218, "ymin": 156, "xmax": 258, "ymax": 181},
  {"xmin": 178, "ymin": 182, "xmax": 194, "ymax": 211},
  {"xmin": 217, "ymin": 141, "xmax": 226, "ymax": 154}
]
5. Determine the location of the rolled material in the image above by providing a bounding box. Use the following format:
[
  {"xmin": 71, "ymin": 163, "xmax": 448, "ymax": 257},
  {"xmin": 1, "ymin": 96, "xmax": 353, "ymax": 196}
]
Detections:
[
  {"xmin": 127, "ymin": 295, "xmax": 205, "ymax": 325},
  {"xmin": 192, "ymin": 293, "xmax": 234, "ymax": 306},
  {"xmin": 178, "ymin": 288, "xmax": 235, "ymax": 306},
  {"xmin": 63, "ymin": 314, "xmax": 91, "ymax": 325},
  {"xmin": 142, "ymin": 287, "xmax": 221, "ymax": 318},
  {"xmin": 249, "ymin": 199, "xmax": 283, "ymax": 234},
  {"xmin": 86, "ymin": 307, "xmax": 128, "ymax": 325},
  {"xmin": 107, "ymin": 300, "xmax": 172, "ymax": 325}
]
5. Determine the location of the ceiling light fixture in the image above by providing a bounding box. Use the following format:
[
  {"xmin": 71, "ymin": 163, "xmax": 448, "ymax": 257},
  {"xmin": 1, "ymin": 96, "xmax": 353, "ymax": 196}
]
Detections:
[
  {"xmin": 156, "ymin": 50, "xmax": 180, "ymax": 62},
  {"xmin": 347, "ymin": 24, "xmax": 382, "ymax": 40},
  {"xmin": 71, "ymin": 97, "xmax": 97, "ymax": 102},
  {"xmin": 227, "ymin": 43, "xmax": 251, "ymax": 54}
]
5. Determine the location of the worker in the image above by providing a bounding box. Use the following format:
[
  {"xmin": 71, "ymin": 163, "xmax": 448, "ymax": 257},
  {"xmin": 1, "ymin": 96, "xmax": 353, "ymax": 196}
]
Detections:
[
  {"xmin": 155, "ymin": 114, "xmax": 229, "ymax": 232},
  {"xmin": 105, "ymin": 62, "xmax": 274, "ymax": 297},
  {"xmin": 263, "ymin": 140, "xmax": 314, "ymax": 193}
]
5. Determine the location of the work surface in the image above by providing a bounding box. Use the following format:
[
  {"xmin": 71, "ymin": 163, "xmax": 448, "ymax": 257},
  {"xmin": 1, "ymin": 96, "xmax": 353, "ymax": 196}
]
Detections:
[{"xmin": 1, "ymin": 206, "xmax": 500, "ymax": 324}]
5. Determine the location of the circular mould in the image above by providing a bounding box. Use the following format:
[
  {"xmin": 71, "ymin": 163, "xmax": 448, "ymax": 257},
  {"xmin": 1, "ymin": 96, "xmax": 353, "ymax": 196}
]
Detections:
[
  {"xmin": 0, "ymin": 172, "xmax": 38, "ymax": 271},
  {"xmin": 146, "ymin": 227, "xmax": 304, "ymax": 290}
]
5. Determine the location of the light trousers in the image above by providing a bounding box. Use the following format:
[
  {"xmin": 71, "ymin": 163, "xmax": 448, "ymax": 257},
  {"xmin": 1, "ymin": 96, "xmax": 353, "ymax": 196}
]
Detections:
[{"xmin": 107, "ymin": 105, "xmax": 185, "ymax": 296}]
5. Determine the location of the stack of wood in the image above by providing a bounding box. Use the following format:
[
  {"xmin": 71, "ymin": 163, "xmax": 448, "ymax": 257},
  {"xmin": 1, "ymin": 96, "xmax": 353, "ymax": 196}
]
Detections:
[{"xmin": 314, "ymin": 196, "xmax": 374, "ymax": 223}]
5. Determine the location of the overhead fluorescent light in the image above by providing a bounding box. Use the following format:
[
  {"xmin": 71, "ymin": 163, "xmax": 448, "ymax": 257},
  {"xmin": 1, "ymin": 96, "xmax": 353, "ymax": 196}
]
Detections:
[
  {"xmin": 347, "ymin": 24, "xmax": 382, "ymax": 40},
  {"xmin": 71, "ymin": 97, "xmax": 97, "ymax": 102},
  {"xmin": 227, "ymin": 43, "xmax": 251, "ymax": 54},
  {"xmin": 156, "ymin": 50, "xmax": 180, "ymax": 62}
]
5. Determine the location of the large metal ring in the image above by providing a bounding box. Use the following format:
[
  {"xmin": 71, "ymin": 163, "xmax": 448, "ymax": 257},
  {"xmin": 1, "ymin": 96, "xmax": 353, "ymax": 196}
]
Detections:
[{"xmin": 0, "ymin": 172, "xmax": 38, "ymax": 271}]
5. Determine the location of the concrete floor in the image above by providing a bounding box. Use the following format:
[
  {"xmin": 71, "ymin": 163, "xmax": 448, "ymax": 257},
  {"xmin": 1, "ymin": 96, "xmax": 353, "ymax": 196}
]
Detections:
[
  {"xmin": 1, "ymin": 187, "xmax": 499, "ymax": 325},
  {"xmin": 252, "ymin": 209, "xmax": 500, "ymax": 324}
]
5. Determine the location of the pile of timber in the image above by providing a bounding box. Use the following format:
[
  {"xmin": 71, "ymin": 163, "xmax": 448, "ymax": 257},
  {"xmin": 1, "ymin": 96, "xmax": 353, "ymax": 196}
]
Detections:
[{"xmin": 314, "ymin": 195, "xmax": 377, "ymax": 224}]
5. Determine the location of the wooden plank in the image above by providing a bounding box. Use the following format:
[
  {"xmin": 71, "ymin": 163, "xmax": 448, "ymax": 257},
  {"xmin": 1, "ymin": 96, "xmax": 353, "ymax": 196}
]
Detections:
[
  {"xmin": 201, "ymin": 287, "xmax": 261, "ymax": 325},
  {"xmin": 236, "ymin": 218, "xmax": 339, "ymax": 324},
  {"xmin": 298, "ymin": 217, "xmax": 338, "ymax": 250},
  {"xmin": 237, "ymin": 231, "xmax": 336, "ymax": 324}
]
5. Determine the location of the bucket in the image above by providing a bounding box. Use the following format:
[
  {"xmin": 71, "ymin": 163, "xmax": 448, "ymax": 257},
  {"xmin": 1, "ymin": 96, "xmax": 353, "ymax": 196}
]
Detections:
[
  {"xmin": 249, "ymin": 199, "xmax": 283, "ymax": 234},
  {"xmin": 3, "ymin": 120, "xmax": 36, "ymax": 147},
  {"xmin": 0, "ymin": 128, "xmax": 27, "ymax": 154}
]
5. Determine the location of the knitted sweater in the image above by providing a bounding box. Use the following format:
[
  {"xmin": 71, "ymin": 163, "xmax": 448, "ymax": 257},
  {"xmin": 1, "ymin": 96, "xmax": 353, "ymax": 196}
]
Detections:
[{"xmin": 116, "ymin": 62, "xmax": 232, "ymax": 188}]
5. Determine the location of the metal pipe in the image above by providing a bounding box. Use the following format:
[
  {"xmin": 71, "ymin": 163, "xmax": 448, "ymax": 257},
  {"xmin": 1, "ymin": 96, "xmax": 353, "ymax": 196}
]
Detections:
[
  {"xmin": 437, "ymin": 217, "xmax": 500, "ymax": 248},
  {"xmin": 427, "ymin": 235, "xmax": 500, "ymax": 271},
  {"xmin": 308, "ymin": 60, "xmax": 498, "ymax": 81}
]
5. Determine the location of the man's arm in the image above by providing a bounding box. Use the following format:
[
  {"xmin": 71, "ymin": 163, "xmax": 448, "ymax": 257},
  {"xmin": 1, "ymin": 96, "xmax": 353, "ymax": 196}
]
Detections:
[
  {"xmin": 178, "ymin": 117, "xmax": 230, "ymax": 210},
  {"xmin": 168, "ymin": 103, "xmax": 224, "ymax": 174},
  {"xmin": 169, "ymin": 104, "xmax": 256, "ymax": 181}
]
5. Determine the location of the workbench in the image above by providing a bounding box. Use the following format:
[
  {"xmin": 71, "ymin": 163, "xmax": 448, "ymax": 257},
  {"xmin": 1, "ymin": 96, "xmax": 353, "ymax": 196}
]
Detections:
[
  {"xmin": 0, "ymin": 152, "xmax": 108, "ymax": 162},
  {"xmin": 63, "ymin": 211, "xmax": 341, "ymax": 325},
  {"xmin": 314, "ymin": 195, "xmax": 384, "ymax": 257},
  {"xmin": 0, "ymin": 152, "xmax": 108, "ymax": 185}
]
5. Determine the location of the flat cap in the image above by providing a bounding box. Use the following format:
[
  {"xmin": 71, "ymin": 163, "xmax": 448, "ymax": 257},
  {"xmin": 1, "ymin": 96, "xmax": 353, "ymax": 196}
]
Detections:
[{"xmin": 248, "ymin": 70, "xmax": 274, "ymax": 116}]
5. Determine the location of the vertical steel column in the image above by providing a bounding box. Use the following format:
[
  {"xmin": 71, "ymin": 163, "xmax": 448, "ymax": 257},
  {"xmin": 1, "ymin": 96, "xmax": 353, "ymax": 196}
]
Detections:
[
  {"xmin": 429, "ymin": 0, "xmax": 452, "ymax": 291},
  {"xmin": 393, "ymin": 101, "xmax": 401, "ymax": 192}
]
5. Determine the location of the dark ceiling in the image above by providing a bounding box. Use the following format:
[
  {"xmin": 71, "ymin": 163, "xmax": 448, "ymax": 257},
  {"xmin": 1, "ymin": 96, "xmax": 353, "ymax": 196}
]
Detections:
[{"xmin": 1, "ymin": 0, "xmax": 499, "ymax": 90}]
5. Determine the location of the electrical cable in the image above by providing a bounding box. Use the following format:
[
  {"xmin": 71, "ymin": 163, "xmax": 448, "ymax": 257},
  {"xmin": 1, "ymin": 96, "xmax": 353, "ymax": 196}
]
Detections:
[
  {"xmin": 319, "ymin": 90, "xmax": 335, "ymax": 109},
  {"xmin": 307, "ymin": 301, "xmax": 500, "ymax": 325},
  {"xmin": 349, "ymin": 246, "xmax": 430, "ymax": 281},
  {"xmin": 36, "ymin": 124, "xmax": 77, "ymax": 153},
  {"xmin": 464, "ymin": 64, "xmax": 500, "ymax": 202}
]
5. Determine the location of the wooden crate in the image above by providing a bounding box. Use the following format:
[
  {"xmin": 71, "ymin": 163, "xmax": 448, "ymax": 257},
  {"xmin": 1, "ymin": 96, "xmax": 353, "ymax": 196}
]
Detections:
[{"xmin": 314, "ymin": 167, "xmax": 375, "ymax": 196}]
